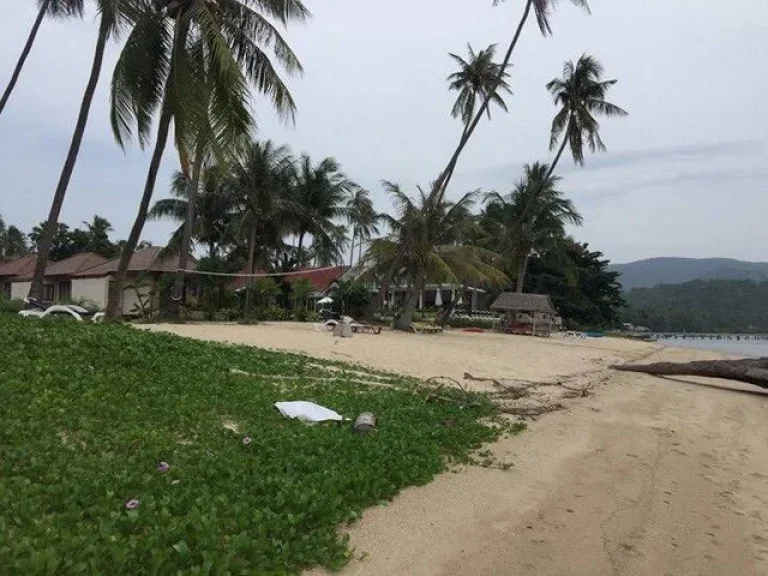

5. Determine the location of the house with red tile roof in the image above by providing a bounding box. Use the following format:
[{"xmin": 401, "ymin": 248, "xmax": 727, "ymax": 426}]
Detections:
[{"xmin": 0, "ymin": 255, "xmax": 37, "ymax": 299}]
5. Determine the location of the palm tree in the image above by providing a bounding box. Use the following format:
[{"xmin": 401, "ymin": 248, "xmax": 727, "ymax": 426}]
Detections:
[
  {"xmin": 292, "ymin": 155, "xmax": 352, "ymax": 267},
  {"xmin": 311, "ymin": 223, "xmax": 348, "ymax": 267},
  {"xmin": 82, "ymin": 214, "xmax": 117, "ymax": 257},
  {"xmin": 105, "ymin": 0, "xmax": 309, "ymax": 318},
  {"xmin": 447, "ymin": 43, "xmax": 512, "ymax": 134},
  {"xmin": 0, "ymin": 0, "xmax": 84, "ymax": 117},
  {"xmin": 149, "ymin": 164, "xmax": 234, "ymax": 258},
  {"xmin": 434, "ymin": 0, "xmax": 591, "ymax": 201},
  {"xmin": 346, "ymin": 187, "xmax": 379, "ymax": 267},
  {"xmin": 230, "ymin": 140, "xmax": 296, "ymax": 277},
  {"xmin": 27, "ymin": 0, "xmax": 127, "ymax": 300},
  {"xmin": 364, "ymin": 183, "xmax": 506, "ymax": 331},
  {"xmin": 545, "ymin": 53, "xmax": 628, "ymax": 176},
  {"xmin": 0, "ymin": 216, "xmax": 30, "ymax": 259},
  {"xmin": 484, "ymin": 162, "xmax": 582, "ymax": 293}
]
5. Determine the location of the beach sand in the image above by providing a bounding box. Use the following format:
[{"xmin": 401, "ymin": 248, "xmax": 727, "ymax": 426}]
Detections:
[{"xmin": 142, "ymin": 322, "xmax": 768, "ymax": 575}]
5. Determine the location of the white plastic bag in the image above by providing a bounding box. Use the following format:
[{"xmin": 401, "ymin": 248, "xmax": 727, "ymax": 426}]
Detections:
[{"xmin": 274, "ymin": 401, "xmax": 344, "ymax": 423}]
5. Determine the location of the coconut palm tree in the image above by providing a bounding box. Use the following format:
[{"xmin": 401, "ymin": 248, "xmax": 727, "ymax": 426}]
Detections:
[
  {"xmin": 0, "ymin": 216, "xmax": 30, "ymax": 259},
  {"xmin": 105, "ymin": 0, "xmax": 308, "ymax": 318},
  {"xmin": 364, "ymin": 183, "xmax": 506, "ymax": 331},
  {"xmin": 27, "ymin": 0, "xmax": 129, "ymax": 300},
  {"xmin": 484, "ymin": 162, "xmax": 582, "ymax": 293},
  {"xmin": 291, "ymin": 155, "xmax": 352, "ymax": 267},
  {"xmin": 545, "ymin": 53, "xmax": 628, "ymax": 176},
  {"xmin": 447, "ymin": 43, "xmax": 512, "ymax": 134},
  {"xmin": 0, "ymin": 0, "xmax": 84, "ymax": 117},
  {"xmin": 230, "ymin": 140, "xmax": 296, "ymax": 277},
  {"xmin": 149, "ymin": 164, "xmax": 235, "ymax": 257},
  {"xmin": 434, "ymin": 0, "xmax": 591, "ymax": 201},
  {"xmin": 346, "ymin": 187, "xmax": 380, "ymax": 267}
]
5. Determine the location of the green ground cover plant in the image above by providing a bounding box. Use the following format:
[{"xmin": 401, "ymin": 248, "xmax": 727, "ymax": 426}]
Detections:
[{"xmin": 0, "ymin": 316, "xmax": 500, "ymax": 573}]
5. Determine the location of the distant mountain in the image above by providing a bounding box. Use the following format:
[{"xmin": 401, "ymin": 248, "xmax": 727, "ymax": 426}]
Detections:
[{"xmin": 610, "ymin": 257, "xmax": 768, "ymax": 289}]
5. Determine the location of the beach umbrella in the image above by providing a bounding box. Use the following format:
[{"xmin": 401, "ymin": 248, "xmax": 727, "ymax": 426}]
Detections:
[{"xmin": 434, "ymin": 287, "xmax": 443, "ymax": 307}]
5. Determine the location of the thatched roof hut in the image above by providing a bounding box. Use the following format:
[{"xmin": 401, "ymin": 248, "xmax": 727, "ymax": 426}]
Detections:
[
  {"xmin": 490, "ymin": 293, "xmax": 558, "ymax": 336},
  {"xmin": 491, "ymin": 293, "xmax": 557, "ymax": 315}
]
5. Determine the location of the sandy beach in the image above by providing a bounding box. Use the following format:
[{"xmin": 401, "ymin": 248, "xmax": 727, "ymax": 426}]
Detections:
[{"xmin": 142, "ymin": 322, "xmax": 768, "ymax": 575}]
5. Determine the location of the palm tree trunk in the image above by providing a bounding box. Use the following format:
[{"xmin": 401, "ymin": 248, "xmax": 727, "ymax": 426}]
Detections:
[
  {"xmin": 348, "ymin": 230, "xmax": 355, "ymax": 268},
  {"xmin": 434, "ymin": 0, "xmax": 533, "ymax": 202},
  {"xmin": 0, "ymin": 0, "xmax": 50, "ymax": 116},
  {"xmin": 168, "ymin": 144, "xmax": 204, "ymax": 319},
  {"xmin": 358, "ymin": 237, "xmax": 363, "ymax": 262},
  {"xmin": 396, "ymin": 277, "xmax": 424, "ymax": 331},
  {"xmin": 28, "ymin": 16, "xmax": 110, "ymax": 300},
  {"xmin": 297, "ymin": 231, "xmax": 305, "ymax": 267},
  {"xmin": 516, "ymin": 253, "xmax": 530, "ymax": 294},
  {"xmin": 546, "ymin": 121, "xmax": 571, "ymax": 180},
  {"xmin": 244, "ymin": 224, "xmax": 257, "ymax": 315},
  {"xmin": 105, "ymin": 99, "xmax": 174, "ymax": 319},
  {"xmin": 363, "ymin": 249, "xmax": 403, "ymax": 321}
]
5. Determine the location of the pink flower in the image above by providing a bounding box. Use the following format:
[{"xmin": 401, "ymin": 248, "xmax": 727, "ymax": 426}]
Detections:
[
  {"xmin": 156, "ymin": 461, "xmax": 170, "ymax": 473},
  {"xmin": 242, "ymin": 436, "xmax": 253, "ymax": 446},
  {"xmin": 125, "ymin": 499, "xmax": 140, "ymax": 510}
]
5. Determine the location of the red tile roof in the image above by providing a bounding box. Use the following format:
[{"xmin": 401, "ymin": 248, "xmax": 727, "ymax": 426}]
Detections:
[
  {"xmin": 285, "ymin": 266, "xmax": 348, "ymax": 292},
  {"xmin": 42, "ymin": 252, "xmax": 108, "ymax": 278},
  {"xmin": 74, "ymin": 247, "xmax": 196, "ymax": 277},
  {"xmin": 0, "ymin": 255, "xmax": 37, "ymax": 279}
]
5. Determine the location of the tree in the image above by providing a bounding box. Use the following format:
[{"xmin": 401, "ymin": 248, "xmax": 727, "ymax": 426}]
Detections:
[
  {"xmin": 310, "ymin": 223, "xmax": 348, "ymax": 268},
  {"xmin": 364, "ymin": 183, "xmax": 506, "ymax": 331},
  {"xmin": 81, "ymin": 215, "xmax": 118, "ymax": 257},
  {"xmin": 149, "ymin": 164, "xmax": 235, "ymax": 258},
  {"xmin": 346, "ymin": 187, "xmax": 379, "ymax": 267},
  {"xmin": 106, "ymin": 0, "xmax": 309, "ymax": 319},
  {"xmin": 545, "ymin": 53, "xmax": 628, "ymax": 176},
  {"xmin": 433, "ymin": 0, "xmax": 591, "ymax": 201},
  {"xmin": 448, "ymin": 43, "xmax": 512, "ymax": 135},
  {"xmin": 483, "ymin": 162, "xmax": 582, "ymax": 292},
  {"xmin": 29, "ymin": 222, "xmax": 77, "ymax": 260},
  {"xmin": 0, "ymin": 0, "xmax": 84, "ymax": 117},
  {"xmin": 0, "ymin": 216, "xmax": 30, "ymax": 259},
  {"xmin": 292, "ymin": 155, "xmax": 352, "ymax": 267},
  {"xmin": 525, "ymin": 240, "xmax": 625, "ymax": 329},
  {"xmin": 28, "ymin": 0, "xmax": 129, "ymax": 300},
  {"xmin": 230, "ymin": 140, "xmax": 296, "ymax": 277}
]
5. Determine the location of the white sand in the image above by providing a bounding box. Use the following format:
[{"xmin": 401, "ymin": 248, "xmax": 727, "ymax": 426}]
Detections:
[{"xmin": 141, "ymin": 322, "xmax": 768, "ymax": 575}]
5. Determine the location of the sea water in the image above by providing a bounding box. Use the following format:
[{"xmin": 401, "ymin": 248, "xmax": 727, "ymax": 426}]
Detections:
[{"xmin": 658, "ymin": 337, "xmax": 768, "ymax": 358}]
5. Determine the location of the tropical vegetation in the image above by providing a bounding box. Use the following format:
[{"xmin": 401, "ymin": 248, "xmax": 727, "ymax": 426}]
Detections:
[{"xmin": 0, "ymin": 315, "xmax": 502, "ymax": 573}]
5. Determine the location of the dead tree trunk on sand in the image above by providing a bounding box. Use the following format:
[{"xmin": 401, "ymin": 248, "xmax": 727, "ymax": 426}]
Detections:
[{"xmin": 612, "ymin": 358, "xmax": 768, "ymax": 389}]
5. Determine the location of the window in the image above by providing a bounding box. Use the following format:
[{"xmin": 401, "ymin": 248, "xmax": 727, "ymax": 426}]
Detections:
[
  {"xmin": 43, "ymin": 283, "xmax": 55, "ymax": 302},
  {"xmin": 59, "ymin": 281, "xmax": 72, "ymax": 303}
]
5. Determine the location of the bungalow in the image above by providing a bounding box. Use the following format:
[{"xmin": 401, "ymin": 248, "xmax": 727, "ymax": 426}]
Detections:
[
  {"xmin": 72, "ymin": 247, "xmax": 195, "ymax": 315},
  {"xmin": 0, "ymin": 255, "xmax": 36, "ymax": 300}
]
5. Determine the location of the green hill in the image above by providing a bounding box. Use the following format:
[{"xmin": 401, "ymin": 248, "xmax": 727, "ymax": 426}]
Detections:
[
  {"xmin": 610, "ymin": 258, "xmax": 768, "ymax": 289},
  {"xmin": 622, "ymin": 279, "xmax": 768, "ymax": 333}
]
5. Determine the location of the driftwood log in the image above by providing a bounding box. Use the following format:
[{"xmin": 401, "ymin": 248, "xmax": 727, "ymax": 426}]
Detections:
[{"xmin": 612, "ymin": 358, "xmax": 768, "ymax": 389}]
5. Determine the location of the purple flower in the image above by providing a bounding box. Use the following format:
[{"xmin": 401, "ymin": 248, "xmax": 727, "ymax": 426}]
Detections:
[
  {"xmin": 156, "ymin": 461, "xmax": 170, "ymax": 473},
  {"xmin": 242, "ymin": 436, "xmax": 253, "ymax": 446},
  {"xmin": 125, "ymin": 499, "xmax": 140, "ymax": 510}
]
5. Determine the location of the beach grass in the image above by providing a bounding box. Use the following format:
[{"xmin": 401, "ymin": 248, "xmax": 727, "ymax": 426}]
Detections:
[{"xmin": 0, "ymin": 316, "xmax": 499, "ymax": 574}]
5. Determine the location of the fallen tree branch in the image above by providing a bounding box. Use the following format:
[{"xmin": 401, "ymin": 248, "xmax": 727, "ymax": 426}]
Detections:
[{"xmin": 612, "ymin": 358, "xmax": 768, "ymax": 389}]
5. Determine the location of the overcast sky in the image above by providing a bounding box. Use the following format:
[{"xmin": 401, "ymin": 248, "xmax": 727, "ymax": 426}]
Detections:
[{"xmin": 1, "ymin": 0, "xmax": 766, "ymax": 264}]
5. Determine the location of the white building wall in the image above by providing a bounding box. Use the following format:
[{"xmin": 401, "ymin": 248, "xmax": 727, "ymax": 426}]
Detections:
[
  {"xmin": 71, "ymin": 277, "xmax": 109, "ymax": 309},
  {"xmin": 11, "ymin": 281, "xmax": 31, "ymax": 300}
]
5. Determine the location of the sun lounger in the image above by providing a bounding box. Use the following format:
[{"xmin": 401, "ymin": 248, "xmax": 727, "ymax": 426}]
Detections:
[
  {"xmin": 410, "ymin": 323, "xmax": 443, "ymax": 334},
  {"xmin": 350, "ymin": 323, "xmax": 383, "ymax": 335}
]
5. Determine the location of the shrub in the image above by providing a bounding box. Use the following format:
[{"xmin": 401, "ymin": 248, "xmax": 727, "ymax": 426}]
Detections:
[
  {"xmin": 0, "ymin": 297, "xmax": 25, "ymax": 315},
  {"xmin": 447, "ymin": 316, "xmax": 500, "ymax": 330}
]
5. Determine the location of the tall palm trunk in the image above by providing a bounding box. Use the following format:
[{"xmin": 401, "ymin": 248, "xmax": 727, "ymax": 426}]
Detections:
[
  {"xmin": 396, "ymin": 277, "xmax": 423, "ymax": 331},
  {"xmin": 244, "ymin": 224, "xmax": 257, "ymax": 315},
  {"xmin": 0, "ymin": 0, "xmax": 50, "ymax": 116},
  {"xmin": 167, "ymin": 145, "xmax": 204, "ymax": 319},
  {"xmin": 545, "ymin": 118, "xmax": 571, "ymax": 180},
  {"xmin": 348, "ymin": 230, "xmax": 355, "ymax": 267},
  {"xmin": 516, "ymin": 252, "xmax": 530, "ymax": 293},
  {"xmin": 105, "ymin": 100, "xmax": 173, "ymax": 318},
  {"xmin": 434, "ymin": 0, "xmax": 533, "ymax": 203},
  {"xmin": 358, "ymin": 237, "xmax": 363, "ymax": 262},
  {"xmin": 28, "ymin": 16, "xmax": 110, "ymax": 300},
  {"xmin": 297, "ymin": 231, "xmax": 305, "ymax": 267},
  {"xmin": 363, "ymin": 248, "xmax": 403, "ymax": 320}
]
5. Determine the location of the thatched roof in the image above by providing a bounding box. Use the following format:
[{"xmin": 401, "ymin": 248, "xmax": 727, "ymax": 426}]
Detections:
[{"xmin": 491, "ymin": 293, "xmax": 557, "ymax": 314}]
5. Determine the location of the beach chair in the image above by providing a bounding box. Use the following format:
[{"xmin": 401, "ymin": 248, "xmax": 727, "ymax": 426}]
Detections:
[{"xmin": 410, "ymin": 323, "xmax": 443, "ymax": 335}]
